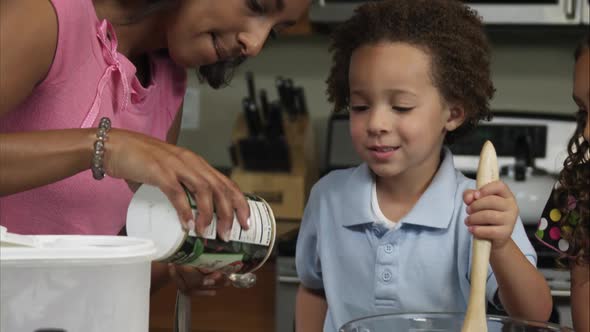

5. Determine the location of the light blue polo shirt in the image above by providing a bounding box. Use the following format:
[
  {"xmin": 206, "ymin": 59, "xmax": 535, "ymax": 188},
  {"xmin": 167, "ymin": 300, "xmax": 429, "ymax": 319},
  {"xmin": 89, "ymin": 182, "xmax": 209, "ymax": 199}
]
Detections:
[{"xmin": 295, "ymin": 148, "xmax": 537, "ymax": 331}]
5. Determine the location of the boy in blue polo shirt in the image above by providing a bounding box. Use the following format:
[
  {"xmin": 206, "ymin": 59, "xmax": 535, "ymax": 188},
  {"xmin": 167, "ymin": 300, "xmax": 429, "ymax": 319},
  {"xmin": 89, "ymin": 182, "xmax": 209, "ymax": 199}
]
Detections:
[{"xmin": 295, "ymin": 1, "xmax": 553, "ymax": 331}]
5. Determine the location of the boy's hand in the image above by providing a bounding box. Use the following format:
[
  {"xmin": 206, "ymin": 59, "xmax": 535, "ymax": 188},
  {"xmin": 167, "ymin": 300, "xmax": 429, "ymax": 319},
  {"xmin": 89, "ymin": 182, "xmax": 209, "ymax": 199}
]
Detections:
[{"xmin": 463, "ymin": 180, "xmax": 519, "ymax": 251}]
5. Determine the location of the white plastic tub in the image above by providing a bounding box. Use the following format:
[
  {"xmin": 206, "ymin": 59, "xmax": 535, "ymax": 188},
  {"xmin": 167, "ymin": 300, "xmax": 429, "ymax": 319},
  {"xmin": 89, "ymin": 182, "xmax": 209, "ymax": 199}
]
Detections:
[{"xmin": 0, "ymin": 229, "xmax": 156, "ymax": 332}]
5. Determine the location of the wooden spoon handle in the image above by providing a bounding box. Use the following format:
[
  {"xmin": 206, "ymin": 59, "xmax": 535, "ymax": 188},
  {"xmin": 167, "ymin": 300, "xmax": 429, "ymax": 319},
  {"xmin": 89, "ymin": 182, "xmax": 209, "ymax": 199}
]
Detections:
[{"xmin": 461, "ymin": 141, "xmax": 499, "ymax": 332}]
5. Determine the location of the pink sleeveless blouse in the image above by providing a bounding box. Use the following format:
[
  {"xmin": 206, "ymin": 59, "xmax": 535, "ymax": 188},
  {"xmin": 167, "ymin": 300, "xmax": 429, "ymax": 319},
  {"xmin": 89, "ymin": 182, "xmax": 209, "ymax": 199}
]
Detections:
[{"xmin": 0, "ymin": 0, "xmax": 187, "ymax": 235}]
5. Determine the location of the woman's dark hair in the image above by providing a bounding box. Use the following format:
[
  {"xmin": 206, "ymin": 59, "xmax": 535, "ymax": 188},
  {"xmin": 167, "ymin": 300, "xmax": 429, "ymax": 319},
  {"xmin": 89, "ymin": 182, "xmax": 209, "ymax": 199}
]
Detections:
[
  {"xmin": 555, "ymin": 35, "xmax": 590, "ymax": 266},
  {"xmin": 119, "ymin": 0, "xmax": 244, "ymax": 89},
  {"xmin": 198, "ymin": 57, "xmax": 246, "ymax": 89},
  {"xmin": 326, "ymin": 0, "xmax": 495, "ymax": 144}
]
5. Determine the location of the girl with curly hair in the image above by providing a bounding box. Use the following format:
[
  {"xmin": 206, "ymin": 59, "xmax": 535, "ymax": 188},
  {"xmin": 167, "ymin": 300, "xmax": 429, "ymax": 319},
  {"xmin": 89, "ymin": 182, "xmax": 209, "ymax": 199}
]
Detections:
[
  {"xmin": 535, "ymin": 36, "xmax": 589, "ymax": 332},
  {"xmin": 295, "ymin": 0, "xmax": 552, "ymax": 330}
]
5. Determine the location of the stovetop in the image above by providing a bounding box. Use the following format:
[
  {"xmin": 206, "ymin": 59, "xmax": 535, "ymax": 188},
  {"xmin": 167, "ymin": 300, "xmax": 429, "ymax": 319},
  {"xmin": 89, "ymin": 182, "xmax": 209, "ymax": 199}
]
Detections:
[{"xmin": 450, "ymin": 112, "xmax": 576, "ymax": 176}]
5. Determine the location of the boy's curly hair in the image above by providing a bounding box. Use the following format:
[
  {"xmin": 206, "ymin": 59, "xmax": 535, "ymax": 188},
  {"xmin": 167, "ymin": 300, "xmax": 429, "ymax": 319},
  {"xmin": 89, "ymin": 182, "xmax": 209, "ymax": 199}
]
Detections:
[
  {"xmin": 326, "ymin": 0, "xmax": 495, "ymax": 144},
  {"xmin": 555, "ymin": 36, "xmax": 590, "ymax": 266}
]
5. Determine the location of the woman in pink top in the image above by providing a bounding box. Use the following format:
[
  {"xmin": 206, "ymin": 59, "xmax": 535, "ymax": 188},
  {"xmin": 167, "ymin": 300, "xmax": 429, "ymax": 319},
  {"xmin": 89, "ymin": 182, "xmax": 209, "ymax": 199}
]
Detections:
[{"xmin": 0, "ymin": 0, "xmax": 309, "ymax": 294}]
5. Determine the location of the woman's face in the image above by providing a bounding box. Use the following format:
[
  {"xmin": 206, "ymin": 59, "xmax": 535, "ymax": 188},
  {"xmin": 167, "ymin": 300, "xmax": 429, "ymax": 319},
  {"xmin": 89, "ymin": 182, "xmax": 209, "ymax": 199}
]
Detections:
[
  {"xmin": 573, "ymin": 48, "xmax": 589, "ymax": 142},
  {"xmin": 166, "ymin": 0, "xmax": 309, "ymax": 67}
]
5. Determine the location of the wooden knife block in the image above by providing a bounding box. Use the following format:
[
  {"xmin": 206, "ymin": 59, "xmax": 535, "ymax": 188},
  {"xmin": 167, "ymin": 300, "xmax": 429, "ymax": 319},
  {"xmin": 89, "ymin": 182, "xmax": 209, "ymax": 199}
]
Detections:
[{"xmin": 230, "ymin": 113, "xmax": 318, "ymax": 221}]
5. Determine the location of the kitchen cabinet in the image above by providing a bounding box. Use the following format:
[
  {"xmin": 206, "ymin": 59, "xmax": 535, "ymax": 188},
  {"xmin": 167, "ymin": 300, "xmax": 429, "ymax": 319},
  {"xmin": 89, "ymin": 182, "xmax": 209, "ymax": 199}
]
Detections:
[
  {"xmin": 149, "ymin": 259, "xmax": 277, "ymax": 332},
  {"xmin": 583, "ymin": 0, "xmax": 590, "ymax": 25},
  {"xmin": 309, "ymin": 0, "xmax": 589, "ymax": 25}
]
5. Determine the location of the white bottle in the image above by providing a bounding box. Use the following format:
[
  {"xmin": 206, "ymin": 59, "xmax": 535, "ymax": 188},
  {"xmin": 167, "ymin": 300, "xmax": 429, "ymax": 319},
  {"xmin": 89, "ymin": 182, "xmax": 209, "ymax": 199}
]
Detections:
[{"xmin": 126, "ymin": 184, "xmax": 276, "ymax": 276}]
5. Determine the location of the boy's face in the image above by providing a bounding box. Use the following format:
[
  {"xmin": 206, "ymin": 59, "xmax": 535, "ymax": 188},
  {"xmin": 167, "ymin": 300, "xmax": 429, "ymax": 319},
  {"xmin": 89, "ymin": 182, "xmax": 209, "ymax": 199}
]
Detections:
[
  {"xmin": 573, "ymin": 48, "xmax": 589, "ymax": 142},
  {"xmin": 348, "ymin": 42, "xmax": 464, "ymax": 181}
]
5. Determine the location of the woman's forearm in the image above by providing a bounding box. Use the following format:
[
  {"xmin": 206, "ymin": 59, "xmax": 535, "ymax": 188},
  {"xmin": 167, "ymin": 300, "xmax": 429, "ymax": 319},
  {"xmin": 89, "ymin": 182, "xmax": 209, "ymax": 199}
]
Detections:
[
  {"xmin": 0, "ymin": 129, "xmax": 96, "ymax": 195},
  {"xmin": 490, "ymin": 239, "xmax": 553, "ymax": 321}
]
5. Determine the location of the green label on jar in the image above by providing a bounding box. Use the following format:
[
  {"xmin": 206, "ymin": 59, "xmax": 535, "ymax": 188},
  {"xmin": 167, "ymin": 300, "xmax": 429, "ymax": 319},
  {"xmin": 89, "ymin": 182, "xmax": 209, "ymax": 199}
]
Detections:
[{"xmin": 165, "ymin": 234, "xmax": 271, "ymax": 275}]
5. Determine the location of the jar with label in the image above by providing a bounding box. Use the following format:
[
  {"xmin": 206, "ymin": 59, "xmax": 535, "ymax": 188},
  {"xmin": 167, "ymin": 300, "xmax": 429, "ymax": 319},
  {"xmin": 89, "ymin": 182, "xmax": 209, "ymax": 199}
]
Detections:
[{"xmin": 126, "ymin": 184, "xmax": 276, "ymax": 286}]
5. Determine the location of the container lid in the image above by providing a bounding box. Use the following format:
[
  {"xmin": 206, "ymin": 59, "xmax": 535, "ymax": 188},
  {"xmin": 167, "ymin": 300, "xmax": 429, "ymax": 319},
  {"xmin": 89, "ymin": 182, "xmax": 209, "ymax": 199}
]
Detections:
[
  {"xmin": 126, "ymin": 185, "xmax": 187, "ymax": 261},
  {"xmin": 1, "ymin": 226, "xmax": 39, "ymax": 248},
  {"xmin": 0, "ymin": 229, "xmax": 156, "ymax": 263}
]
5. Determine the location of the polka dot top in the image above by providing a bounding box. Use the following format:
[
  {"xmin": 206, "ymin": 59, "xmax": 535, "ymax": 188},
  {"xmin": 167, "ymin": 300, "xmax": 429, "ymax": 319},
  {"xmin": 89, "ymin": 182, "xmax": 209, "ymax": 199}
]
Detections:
[{"xmin": 535, "ymin": 182, "xmax": 581, "ymax": 258}]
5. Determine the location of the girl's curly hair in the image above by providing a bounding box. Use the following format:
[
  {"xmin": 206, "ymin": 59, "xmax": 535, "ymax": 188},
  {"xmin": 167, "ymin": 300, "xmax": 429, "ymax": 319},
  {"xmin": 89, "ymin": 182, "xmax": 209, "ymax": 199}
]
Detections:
[
  {"xmin": 326, "ymin": 0, "xmax": 495, "ymax": 145},
  {"xmin": 554, "ymin": 36, "xmax": 590, "ymax": 266}
]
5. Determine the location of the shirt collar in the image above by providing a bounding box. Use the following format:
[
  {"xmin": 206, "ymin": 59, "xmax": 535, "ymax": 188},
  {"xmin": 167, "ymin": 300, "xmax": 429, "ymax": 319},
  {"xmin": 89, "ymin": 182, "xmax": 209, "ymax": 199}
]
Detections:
[{"xmin": 340, "ymin": 147, "xmax": 458, "ymax": 229}]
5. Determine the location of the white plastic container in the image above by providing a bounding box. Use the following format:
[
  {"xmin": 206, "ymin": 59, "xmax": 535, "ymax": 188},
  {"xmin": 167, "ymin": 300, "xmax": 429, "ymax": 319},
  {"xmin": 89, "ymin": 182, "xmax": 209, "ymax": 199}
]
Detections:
[{"xmin": 0, "ymin": 228, "xmax": 156, "ymax": 332}]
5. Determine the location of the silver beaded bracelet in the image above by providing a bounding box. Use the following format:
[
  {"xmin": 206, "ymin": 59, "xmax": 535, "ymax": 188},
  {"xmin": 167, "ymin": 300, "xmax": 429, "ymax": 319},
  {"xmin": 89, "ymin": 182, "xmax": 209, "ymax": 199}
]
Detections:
[{"xmin": 91, "ymin": 117, "xmax": 111, "ymax": 180}]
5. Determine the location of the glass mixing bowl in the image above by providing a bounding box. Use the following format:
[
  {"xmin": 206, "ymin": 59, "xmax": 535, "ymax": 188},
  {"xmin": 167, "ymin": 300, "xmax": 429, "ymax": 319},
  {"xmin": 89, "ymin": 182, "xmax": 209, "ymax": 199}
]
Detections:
[{"xmin": 339, "ymin": 313, "xmax": 573, "ymax": 332}]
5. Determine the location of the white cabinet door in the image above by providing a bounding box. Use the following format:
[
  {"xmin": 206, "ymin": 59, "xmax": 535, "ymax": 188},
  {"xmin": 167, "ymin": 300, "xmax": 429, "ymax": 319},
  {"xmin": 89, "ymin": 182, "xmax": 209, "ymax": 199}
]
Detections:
[
  {"xmin": 310, "ymin": 0, "xmax": 583, "ymax": 25},
  {"xmin": 460, "ymin": 0, "xmax": 580, "ymax": 25}
]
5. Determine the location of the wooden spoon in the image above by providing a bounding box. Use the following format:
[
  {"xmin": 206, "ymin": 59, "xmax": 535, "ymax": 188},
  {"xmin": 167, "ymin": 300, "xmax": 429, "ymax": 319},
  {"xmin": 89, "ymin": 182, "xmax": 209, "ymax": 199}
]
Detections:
[{"xmin": 461, "ymin": 140, "xmax": 499, "ymax": 332}]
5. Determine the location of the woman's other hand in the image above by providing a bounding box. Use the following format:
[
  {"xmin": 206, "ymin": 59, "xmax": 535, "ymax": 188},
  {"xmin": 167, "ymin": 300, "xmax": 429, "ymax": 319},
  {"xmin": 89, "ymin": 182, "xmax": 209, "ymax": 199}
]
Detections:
[{"xmin": 169, "ymin": 264, "xmax": 229, "ymax": 297}]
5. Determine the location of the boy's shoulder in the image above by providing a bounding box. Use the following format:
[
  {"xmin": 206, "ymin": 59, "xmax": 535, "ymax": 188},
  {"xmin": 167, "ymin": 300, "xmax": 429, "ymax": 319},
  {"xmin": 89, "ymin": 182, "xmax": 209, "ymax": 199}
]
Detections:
[
  {"xmin": 313, "ymin": 164, "xmax": 370, "ymax": 194},
  {"xmin": 450, "ymin": 169, "xmax": 478, "ymax": 209},
  {"xmin": 454, "ymin": 169, "xmax": 476, "ymax": 192}
]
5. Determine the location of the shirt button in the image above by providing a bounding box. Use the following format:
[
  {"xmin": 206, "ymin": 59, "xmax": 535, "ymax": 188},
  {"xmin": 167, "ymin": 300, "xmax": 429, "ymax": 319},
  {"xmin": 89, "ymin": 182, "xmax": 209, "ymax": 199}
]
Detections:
[
  {"xmin": 384, "ymin": 244, "xmax": 394, "ymax": 254},
  {"xmin": 382, "ymin": 269, "xmax": 392, "ymax": 282}
]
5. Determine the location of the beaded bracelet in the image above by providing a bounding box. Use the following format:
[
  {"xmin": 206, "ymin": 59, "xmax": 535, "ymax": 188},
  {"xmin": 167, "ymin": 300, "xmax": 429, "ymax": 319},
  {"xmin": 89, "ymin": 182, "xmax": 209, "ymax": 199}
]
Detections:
[{"xmin": 91, "ymin": 117, "xmax": 111, "ymax": 180}]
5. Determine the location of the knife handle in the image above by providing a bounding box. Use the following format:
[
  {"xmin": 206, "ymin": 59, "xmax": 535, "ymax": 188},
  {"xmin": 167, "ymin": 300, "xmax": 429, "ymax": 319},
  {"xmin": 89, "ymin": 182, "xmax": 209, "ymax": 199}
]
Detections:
[
  {"xmin": 294, "ymin": 87, "xmax": 308, "ymax": 115},
  {"xmin": 245, "ymin": 71, "xmax": 256, "ymax": 106},
  {"xmin": 266, "ymin": 101, "xmax": 285, "ymax": 138},
  {"xmin": 284, "ymin": 79, "xmax": 296, "ymax": 119},
  {"xmin": 260, "ymin": 89, "xmax": 269, "ymax": 122},
  {"xmin": 242, "ymin": 97, "xmax": 262, "ymax": 137}
]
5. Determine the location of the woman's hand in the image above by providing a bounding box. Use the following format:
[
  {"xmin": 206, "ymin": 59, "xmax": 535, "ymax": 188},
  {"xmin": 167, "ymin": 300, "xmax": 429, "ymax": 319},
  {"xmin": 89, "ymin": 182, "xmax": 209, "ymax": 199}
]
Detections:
[
  {"xmin": 463, "ymin": 180, "xmax": 519, "ymax": 251},
  {"xmin": 105, "ymin": 128, "xmax": 250, "ymax": 240},
  {"xmin": 168, "ymin": 264, "xmax": 228, "ymax": 296}
]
